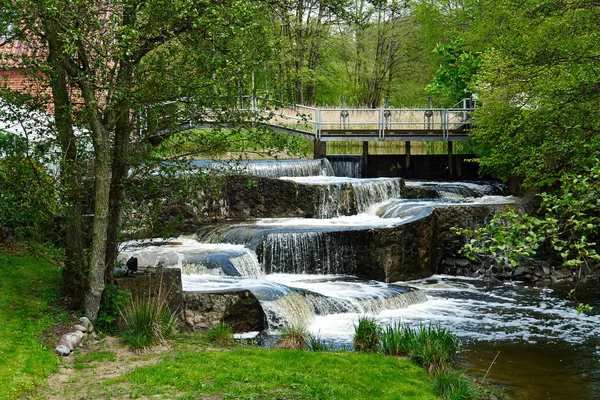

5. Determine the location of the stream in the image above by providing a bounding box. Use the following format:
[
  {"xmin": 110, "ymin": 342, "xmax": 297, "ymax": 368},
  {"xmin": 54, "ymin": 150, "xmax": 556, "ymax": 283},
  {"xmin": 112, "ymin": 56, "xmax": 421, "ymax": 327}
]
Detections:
[{"xmin": 121, "ymin": 158, "xmax": 600, "ymax": 399}]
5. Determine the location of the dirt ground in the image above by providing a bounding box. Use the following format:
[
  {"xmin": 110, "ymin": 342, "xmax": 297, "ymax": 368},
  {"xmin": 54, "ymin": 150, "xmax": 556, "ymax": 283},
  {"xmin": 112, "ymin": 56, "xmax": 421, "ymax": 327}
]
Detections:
[{"xmin": 44, "ymin": 336, "xmax": 173, "ymax": 400}]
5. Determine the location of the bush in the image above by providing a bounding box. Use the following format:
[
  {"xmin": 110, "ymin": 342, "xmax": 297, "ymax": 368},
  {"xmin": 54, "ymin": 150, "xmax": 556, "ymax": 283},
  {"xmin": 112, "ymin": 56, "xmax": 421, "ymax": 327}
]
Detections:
[
  {"xmin": 96, "ymin": 284, "xmax": 131, "ymax": 334},
  {"xmin": 275, "ymin": 325, "xmax": 308, "ymax": 350},
  {"xmin": 0, "ymin": 154, "xmax": 56, "ymax": 241},
  {"xmin": 120, "ymin": 277, "xmax": 179, "ymax": 350},
  {"xmin": 353, "ymin": 317, "xmax": 380, "ymax": 352},
  {"xmin": 205, "ymin": 321, "xmax": 234, "ymax": 345}
]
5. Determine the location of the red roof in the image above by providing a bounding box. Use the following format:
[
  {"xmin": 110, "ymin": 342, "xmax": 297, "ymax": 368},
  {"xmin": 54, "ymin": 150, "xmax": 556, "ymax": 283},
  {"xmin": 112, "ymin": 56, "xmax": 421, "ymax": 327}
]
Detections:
[{"xmin": 0, "ymin": 40, "xmax": 38, "ymax": 69}]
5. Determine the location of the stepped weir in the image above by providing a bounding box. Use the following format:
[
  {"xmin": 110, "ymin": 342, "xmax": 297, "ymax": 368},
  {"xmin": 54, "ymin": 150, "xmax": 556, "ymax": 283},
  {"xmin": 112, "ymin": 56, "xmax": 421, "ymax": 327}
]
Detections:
[{"xmin": 120, "ymin": 158, "xmax": 519, "ymax": 334}]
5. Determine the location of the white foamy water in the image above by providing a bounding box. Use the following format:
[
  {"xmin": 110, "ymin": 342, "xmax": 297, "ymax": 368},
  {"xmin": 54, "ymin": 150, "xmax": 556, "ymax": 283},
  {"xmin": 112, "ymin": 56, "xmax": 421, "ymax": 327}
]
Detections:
[
  {"xmin": 307, "ymin": 275, "xmax": 600, "ymax": 346},
  {"xmin": 118, "ymin": 238, "xmax": 264, "ymax": 278},
  {"xmin": 254, "ymin": 213, "xmax": 410, "ymax": 228},
  {"xmin": 181, "ymin": 273, "xmax": 425, "ymax": 330}
]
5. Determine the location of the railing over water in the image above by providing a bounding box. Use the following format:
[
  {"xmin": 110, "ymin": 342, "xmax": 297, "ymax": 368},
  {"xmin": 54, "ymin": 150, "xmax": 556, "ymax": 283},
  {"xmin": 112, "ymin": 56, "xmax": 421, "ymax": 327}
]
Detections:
[
  {"xmin": 243, "ymin": 96, "xmax": 476, "ymax": 141},
  {"xmin": 143, "ymin": 96, "xmax": 476, "ymax": 142}
]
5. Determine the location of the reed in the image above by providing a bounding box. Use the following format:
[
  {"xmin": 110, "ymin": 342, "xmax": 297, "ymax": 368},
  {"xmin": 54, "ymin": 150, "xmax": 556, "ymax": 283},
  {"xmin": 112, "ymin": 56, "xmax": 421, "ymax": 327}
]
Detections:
[
  {"xmin": 120, "ymin": 274, "xmax": 179, "ymax": 350},
  {"xmin": 353, "ymin": 317, "xmax": 381, "ymax": 352}
]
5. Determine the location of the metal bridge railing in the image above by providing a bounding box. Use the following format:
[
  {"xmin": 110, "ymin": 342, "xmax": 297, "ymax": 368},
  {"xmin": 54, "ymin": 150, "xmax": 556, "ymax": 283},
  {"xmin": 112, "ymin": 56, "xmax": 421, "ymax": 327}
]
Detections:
[{"xmin": 140, "ymin": 96, "xmax": 475, "ymax": 141}]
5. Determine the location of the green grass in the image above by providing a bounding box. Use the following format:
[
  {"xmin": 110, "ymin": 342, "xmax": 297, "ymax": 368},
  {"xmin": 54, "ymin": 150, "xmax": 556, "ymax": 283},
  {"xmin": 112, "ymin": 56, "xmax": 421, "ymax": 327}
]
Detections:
[
  {"xmin": 0, "ymin": 252, "xmax": 68, "ymax": 399},
  {"xmin": 73, "ymin": 350, "xmax": 117, "ymax": 371},
  {"xmin": 109, "ymin": 348, "xmax": 439, "ymax": 400}
]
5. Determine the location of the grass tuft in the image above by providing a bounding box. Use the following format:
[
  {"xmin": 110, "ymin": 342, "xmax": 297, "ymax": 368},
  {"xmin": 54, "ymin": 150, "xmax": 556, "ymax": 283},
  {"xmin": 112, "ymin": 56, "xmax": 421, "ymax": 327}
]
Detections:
[
  {"xmin": 353, "ymin": 316, "xmax": 380, "ymax": 352},
  {"xmin": 120, "ymin": 274, "xmax": 179, "ymax": 350},
  {"xmin": 204, "ymin": 321, "xmax": 234, "ymax": 345},
  {"xmin": 307, "ymin": 333, "xmax": 335, "ymax": 351},
  {"xmin": 433, "ymin": 370, "xmax": 477, "ymax": 400},
  {"xmin": 275, "ymin": 324, "xmax": 308, "ymax": 349}
]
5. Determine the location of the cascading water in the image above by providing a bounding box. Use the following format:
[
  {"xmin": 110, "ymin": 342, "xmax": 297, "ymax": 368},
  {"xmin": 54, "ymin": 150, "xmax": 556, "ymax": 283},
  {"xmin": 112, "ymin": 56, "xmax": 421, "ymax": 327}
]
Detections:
[
  {"xmin": 261, "ymin": 231, "xmax": 356, "ymax": 275},
  {"xmin": 120, "ymin": 161, "xmax": 599, "ymax": 399},
  {"xmin": 242, "ymin": 159, "xmax": 335, "ymax": 178},
  {"xmin": 280, "ymin": 176, "xmax": 403, "ymax": 217},
  {"xmin": 328, "ymin": 155, "xmax": 364, "ymax": 178}
]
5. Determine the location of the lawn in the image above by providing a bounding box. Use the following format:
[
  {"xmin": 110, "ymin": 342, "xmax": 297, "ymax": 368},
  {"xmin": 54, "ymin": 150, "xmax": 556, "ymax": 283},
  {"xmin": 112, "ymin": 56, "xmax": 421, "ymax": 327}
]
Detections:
[
  {"xmin": 0, "ymin": 252, "xmax": 68, "ymax": 399},
  {"xmin": 0, "ymin": 251, "xmax": 439, "ymax": 400}
]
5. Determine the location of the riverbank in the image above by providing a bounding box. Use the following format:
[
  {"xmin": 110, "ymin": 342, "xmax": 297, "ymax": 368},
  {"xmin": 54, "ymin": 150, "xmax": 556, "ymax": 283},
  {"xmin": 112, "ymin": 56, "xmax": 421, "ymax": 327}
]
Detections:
[{"xmin": 0, "ymin": 250, "xmax": 441, "ymax": 399}]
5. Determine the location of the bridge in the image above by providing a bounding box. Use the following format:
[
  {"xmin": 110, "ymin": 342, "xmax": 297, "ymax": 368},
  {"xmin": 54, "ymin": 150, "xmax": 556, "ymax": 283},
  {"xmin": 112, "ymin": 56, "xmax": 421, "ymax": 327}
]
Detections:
[
  {"xmin": 148, "ymin": 96, "xmax": 476, "ymax": 160},
  {"xmin": 253, "ymin": 98, "xmax": 474, "ymax": 143}
]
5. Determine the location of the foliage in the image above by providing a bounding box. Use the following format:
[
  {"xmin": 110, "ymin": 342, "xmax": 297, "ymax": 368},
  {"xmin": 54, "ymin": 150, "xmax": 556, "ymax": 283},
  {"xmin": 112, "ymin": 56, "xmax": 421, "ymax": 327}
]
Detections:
[
  {"xmin": 426, "ymin": 36, "xmax": 482, "ymax": 105},
  {"xmin": 96, "ymin": 284, "xmax": 131, "ymax": 334},
  {"xmin": 0, "ymin": 154, "xmax": 57, "ymax": 240},
  {"xmin": 275, "ymin": 324, "xmax": 308, "ymax": 350},
  {"xmin": 455, "ymin": 162, "xmax": 600, "ymax": 279},
  {"xmin": 0, "ymin": 252, "xmax": 68, "ymax": 399},
  {"xmin": 204, "ymin": 321, "xmax": 234, "ymax": 346},
  {"xmin": 120, "ymin": 276, "xmax": 179, "ymax": 350},
  {"xmin": 108, "ymin": 348, "xmax": 438, "ymax": 399},
  {"xmin": 380, "ymin": 322, "xmax": 460, "ymax": 373},
  {"xmin": 353, "ymin": 316, "xmax": 381, "ymax": 352},
  {"xmin": 467, "ymin": 0, "xmax": 600, "ymax": 187},
  {"xmin": 432, "ymin": 370, "xmax": 477, "ymax": 400},
  {"xmin": 0, "ymin": 130, "xmax": 28, "ymax": 156}
]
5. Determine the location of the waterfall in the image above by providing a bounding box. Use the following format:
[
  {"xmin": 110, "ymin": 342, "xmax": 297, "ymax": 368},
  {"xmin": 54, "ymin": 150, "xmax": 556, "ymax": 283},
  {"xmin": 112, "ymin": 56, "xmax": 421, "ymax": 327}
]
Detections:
[
  {"xmin": 329, "ymin": 155, "xmax": 363, "ymax": 178},
  {"xmin": 261, "ymin": 231, "xmax": 356, "ymax": 275},
  {"xmin": 257, "ymin": 284, "xmax": 427, "ymax": 330},
  {"xmin": 352, "ymin": 178, "xmax": 403, "ymax": 213},
  {"xmin": 282, "ymin": 177, "xmax": 404, "ymax": 217},
  {"xmin": 404, "ymin": 181, "xmax": 507, "ymax": 198},
  {"xmin": 244, "ymin": 159, "xmax": 335, "ymax": 178},
  {"xmin": 229, "ymin": 251, "xmax": 264, "ymax": 279}
]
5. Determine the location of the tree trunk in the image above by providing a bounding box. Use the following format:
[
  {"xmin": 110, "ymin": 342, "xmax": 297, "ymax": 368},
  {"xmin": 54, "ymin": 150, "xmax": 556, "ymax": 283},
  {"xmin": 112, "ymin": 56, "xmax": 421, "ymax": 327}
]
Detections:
[
  {"xmin": 104, "ymin": 104, "xmax": 132, "ymax": 282},
  {"xmin": 84, "ymin": 126, "xmax": 112, "ymax": 322},
  {"xmin": 45, "ymin": 20, "xmax": 87, "ymax": 307}
]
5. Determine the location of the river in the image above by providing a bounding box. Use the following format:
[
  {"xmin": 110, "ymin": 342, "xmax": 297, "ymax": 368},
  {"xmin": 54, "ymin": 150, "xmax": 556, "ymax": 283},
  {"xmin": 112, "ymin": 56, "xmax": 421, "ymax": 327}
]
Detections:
[{"xmin": 121, "ymin": 158, "xmax": 600, "ymax": 399}]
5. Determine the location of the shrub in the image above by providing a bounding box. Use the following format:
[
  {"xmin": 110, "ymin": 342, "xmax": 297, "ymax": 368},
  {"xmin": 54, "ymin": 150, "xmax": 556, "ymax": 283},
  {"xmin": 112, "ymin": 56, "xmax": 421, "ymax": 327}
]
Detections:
[
  {"xmin": 205, "ymin": 321, "xmax": 234, "ymax": 345},
  {"xmin": 96, "ymin": 284, "xmax": 131, "ymax": 334},
  {"xmin": 0, "ymin": 154, "xmax": 56, "ymax": 241},
  {"xmin": 275, "ymin": 325, "xmax": 308, "ymax": 350},
  {"xmin": 120, "ymin": 276, "xmax": 179, "ymax": 350},
  {"xmin": 353, "ymin": 317, "xmax": 380, "ymax": 352}
]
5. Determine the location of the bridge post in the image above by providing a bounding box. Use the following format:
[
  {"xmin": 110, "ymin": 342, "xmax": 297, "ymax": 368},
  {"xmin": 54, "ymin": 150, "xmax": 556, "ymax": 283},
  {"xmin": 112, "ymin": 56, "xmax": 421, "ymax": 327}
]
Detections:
[
  {"xmin": 405, "ymin": 141, "xmax": 411, "ymax": 171},
  {"xmin": 448, "ymin": 141, "xmax": 454, "ymax": 177},
  {"xmin": 362, "ymin": 141, "xmax": 369, "ymax": 175},
  {"xmin": 314, "ymin": 140, "xmax": 327, "ymax": 159}
]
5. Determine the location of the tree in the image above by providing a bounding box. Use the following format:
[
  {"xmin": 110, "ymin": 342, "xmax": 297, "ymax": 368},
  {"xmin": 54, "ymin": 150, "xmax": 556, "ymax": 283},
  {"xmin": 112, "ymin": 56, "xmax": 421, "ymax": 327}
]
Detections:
[
  {"xmin": 466, "ymin": 0, "xmax": 600, "ymax": 186},
  {"xmin": 0, "ymin": 0, "xmax": 275, "ymax": 321}
]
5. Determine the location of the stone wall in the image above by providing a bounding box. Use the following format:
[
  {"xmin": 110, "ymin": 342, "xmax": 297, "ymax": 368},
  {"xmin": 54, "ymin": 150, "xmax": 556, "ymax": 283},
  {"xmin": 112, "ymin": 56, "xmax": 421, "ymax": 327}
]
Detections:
[
  {"xmin": 115, "ymin": 268, "xmax": 265, "ymax": 333},
  {"xmin": 182, "ymin": 290, "xmax": 265, "ymax": 332}
]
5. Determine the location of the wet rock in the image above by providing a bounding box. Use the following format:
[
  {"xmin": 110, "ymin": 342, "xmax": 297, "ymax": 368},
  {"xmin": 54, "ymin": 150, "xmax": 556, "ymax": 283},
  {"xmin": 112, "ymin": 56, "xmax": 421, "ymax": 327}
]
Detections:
[
  {"xmin": 513, "ymin": 266, "xmax": 531, "ymax": 277},
  {"xmin": 183, "ymin": 290, "xmax": 265, "ymax": 333},
  {"xmin": 455, "ymin": 259, "xmax": 470, "ymax": 268}
]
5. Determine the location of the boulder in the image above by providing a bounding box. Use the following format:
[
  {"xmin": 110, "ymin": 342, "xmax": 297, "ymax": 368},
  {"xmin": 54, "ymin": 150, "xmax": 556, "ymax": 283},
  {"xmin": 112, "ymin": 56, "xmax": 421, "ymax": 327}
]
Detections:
[{"xmin": 183, "ymin": 290, "xmax": 265, "ymax": 333}]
